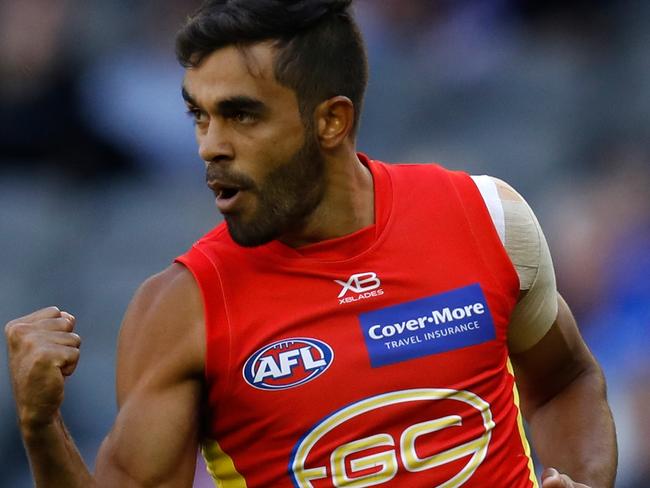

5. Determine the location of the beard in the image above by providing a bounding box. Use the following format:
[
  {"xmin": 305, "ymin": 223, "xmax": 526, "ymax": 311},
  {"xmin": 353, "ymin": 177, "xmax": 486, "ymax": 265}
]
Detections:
[{"xmin": 208, "ymin": 131, "xmax": 326, "ymax": 247}]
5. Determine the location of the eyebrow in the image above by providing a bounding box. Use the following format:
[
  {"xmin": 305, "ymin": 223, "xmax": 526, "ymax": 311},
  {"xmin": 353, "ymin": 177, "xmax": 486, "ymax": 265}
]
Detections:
[
  {"xmin": 181, "ymin": 86, "xmax": 197, "ymax": 106},
  {"xmin": 217, "ymin": 96, "xmax": 267, "ymax": 116},
  {"xmin": 181, "ymin": 86, "xmax": 268, "ymax": 116}
]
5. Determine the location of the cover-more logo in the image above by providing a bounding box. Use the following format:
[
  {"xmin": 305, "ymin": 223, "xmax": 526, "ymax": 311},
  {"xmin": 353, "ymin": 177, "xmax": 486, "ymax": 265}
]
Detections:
[{"xmin": 335, "ymin": 272, "xmax": 384, "ymax": 304}]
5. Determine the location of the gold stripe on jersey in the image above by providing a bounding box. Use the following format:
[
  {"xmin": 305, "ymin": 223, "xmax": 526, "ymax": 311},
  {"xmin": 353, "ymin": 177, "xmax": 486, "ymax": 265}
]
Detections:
[
  {"xmin": 507, "ymin": 358, "xmax": 540, "ymax": 488},
  {"xmin": 202, "ymin": 439, "xmax": 248, "ymax": 488}
]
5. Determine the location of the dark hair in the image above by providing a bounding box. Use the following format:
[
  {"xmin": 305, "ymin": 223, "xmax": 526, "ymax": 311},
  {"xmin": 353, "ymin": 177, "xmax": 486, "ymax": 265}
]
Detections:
[{"xmin": 176, "ymin": 0, "xmax": 368, "ymax": 133}]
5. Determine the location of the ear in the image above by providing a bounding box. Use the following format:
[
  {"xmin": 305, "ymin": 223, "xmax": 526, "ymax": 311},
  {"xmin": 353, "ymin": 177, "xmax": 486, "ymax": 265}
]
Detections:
[{"xmin": 314, "ymin": 96, "xmax": 355, "ymax": 149}]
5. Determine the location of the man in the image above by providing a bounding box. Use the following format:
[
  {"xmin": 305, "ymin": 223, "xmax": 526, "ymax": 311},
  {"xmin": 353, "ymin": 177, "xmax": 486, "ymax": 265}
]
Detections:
[{"xmin": 5, "ymin": 1, "xmax": 616, "ymax": 486}]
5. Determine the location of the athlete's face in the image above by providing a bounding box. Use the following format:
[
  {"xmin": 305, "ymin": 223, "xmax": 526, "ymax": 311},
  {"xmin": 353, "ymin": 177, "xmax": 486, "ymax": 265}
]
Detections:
[{"xmin": 182, "ymin": 43, "xmax": 326, "ymax": 247}]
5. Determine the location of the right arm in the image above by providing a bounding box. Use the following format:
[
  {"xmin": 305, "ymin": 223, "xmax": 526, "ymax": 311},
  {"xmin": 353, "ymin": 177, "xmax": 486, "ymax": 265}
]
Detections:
[{"xmin": 5, "ymin": 264, "xmax": 206, "ymax": 487}]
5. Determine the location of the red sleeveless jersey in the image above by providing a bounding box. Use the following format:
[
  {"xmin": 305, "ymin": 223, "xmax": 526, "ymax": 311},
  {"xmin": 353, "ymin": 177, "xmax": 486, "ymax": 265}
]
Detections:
[{"xmin": 176, "ymin": 155, "xmax": 538, "ymax": 487}]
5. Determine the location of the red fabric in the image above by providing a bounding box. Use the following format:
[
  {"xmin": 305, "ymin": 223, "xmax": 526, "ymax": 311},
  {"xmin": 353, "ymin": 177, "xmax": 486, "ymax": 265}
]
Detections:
[{"xmin": 175, "ymin": 156, "xmax": 532, "ymax": 487}]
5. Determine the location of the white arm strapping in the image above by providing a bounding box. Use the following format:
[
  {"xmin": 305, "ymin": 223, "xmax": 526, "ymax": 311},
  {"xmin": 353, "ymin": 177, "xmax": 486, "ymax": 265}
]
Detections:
[{"xmin": 471, "ymin": 175, "xmax": 558, "ymax": 353}]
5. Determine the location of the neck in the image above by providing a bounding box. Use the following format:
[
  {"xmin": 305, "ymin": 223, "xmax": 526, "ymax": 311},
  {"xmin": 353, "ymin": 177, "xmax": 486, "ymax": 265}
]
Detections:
[{"xmin": 279, "ymin": 147, "xmax": 374, "ymax": 248}]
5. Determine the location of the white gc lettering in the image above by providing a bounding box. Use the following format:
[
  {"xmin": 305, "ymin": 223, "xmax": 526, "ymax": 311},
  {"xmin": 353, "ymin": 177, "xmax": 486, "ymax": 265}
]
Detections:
[
  {"xmin": 335, "ymin": 272, "xmax": 381, "ymax": 298},
  {"xmin": 331, "ymin": 434, "xmax": 397, "ymax": 487}
]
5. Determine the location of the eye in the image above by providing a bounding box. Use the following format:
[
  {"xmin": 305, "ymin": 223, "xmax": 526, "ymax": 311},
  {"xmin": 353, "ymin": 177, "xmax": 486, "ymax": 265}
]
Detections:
[
  {"xmin": 232, "ymin": 111, "xmax": 258, "ymax": 124},
  {"xmin": 186, "ymin": 107, "xmax": 207, "ymax": 125}
]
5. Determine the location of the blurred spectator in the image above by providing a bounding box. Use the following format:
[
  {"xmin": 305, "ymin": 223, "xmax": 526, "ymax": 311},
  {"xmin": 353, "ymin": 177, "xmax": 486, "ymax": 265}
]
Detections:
[
  {"xmin": 78, "ymin": 0, "xmax": 201, "ymax": 174},
  {"xmin": 0, "ymin": 0, "xmax": 134, "ymax": 181}
]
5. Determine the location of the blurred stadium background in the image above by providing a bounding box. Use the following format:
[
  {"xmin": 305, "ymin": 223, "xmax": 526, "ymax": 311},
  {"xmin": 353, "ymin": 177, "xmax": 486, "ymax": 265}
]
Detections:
[{"xmin": 0, "ymin": 0, "xmax": 648, "ymax": 486}]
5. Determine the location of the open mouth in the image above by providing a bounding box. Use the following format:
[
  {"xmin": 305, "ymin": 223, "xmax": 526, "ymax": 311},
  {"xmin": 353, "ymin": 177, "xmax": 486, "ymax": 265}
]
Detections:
[
  {"xmin": 207, "ymin": 177, "xmax": 248, "ymax": 212},
  {"xmin": 208, "ymin": 178, "xmax": 242, "ymax": 199},
  {"xmin": 218, "ymin": 187, "xmax": 240, "ymax": 200}
]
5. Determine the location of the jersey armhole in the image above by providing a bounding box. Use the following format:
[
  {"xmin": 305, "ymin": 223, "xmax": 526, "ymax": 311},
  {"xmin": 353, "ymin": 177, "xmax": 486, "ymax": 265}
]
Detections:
[
  {"xmin": 470, "ymin": 175, "xmax": 506, "ymax": 245},
  {"xmin": 175, "ymin": 246, "xmax": 233, "ymax": 399}
]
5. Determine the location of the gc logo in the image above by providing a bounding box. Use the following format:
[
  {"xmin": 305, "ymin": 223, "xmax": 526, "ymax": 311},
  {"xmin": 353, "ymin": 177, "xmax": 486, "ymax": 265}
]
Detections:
[
  {"xmin": 335, "ymin": 272, "xmax": 381, "ymax": 298},
  {"xmin": 290, "ymin": 388, "xmax": 494, "ymax": 487}
]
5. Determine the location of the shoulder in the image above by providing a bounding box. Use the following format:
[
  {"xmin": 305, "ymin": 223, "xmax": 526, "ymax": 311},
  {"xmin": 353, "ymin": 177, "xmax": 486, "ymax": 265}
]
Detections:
[
  {"xmin": 470, "ymin": 175, "xmax": 541, "ymax": 261},
  {"xmin": 132, "ymin": 263, "xmax": 201, "ymax": 309},
  {"xmin": 116, "ymin": 264, "xmax": 205, "ymax": 401},
  {"xmin": 122, "ymin": 264, "xmax": 203, "ymax": 336},
  {"xmin": 489, "ymin": 176, "xmax": 528, "ymax": 204},
  {"xmin": 471, "ymin": 175, "xmax": 527, "ymax": 208},
  {"xmin": 469, "ymin": 176, "xmax": 561, "ymax": 352}
]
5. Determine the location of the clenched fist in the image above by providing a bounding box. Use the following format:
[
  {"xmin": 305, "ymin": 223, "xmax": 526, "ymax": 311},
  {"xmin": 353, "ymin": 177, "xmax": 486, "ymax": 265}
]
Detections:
[{"xmin": 5, "ymin": 307, "xmax": 81, "ymax": 429}]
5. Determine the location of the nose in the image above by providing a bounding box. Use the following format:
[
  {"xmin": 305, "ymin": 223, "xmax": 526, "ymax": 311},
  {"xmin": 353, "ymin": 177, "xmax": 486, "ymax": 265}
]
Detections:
[{"xmin": 198, "ymin": 119, "xmax": 234, "ymax": 164}]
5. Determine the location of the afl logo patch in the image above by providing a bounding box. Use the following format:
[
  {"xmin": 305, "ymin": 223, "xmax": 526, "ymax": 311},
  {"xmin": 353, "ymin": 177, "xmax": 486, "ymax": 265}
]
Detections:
[{"xmin": 243, "ymin": 338, "xmax": 334, "ymax": 391}]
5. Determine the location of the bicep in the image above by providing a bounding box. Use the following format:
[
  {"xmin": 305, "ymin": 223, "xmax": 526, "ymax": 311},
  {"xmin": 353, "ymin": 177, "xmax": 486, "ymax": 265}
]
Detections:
[
  {"xmin": 95, "ymin": 265, "xmax": 205, "ymax": 487},
  {"xmin": 96, "ymin": 375, "xmax": 202, "ymax": 487},
  {"xmin": 510, "ymin": 294, "xmax": 599, "ymax": 418}
]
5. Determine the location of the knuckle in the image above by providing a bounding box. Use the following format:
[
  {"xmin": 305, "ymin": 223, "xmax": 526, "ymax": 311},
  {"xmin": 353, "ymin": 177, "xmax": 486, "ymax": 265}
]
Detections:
[
  {"xmin": 4, "ymin": 320, "xmax": 16, "ymax": 337},
  {"xmin": 5, "ymin": 319, "xmax": 23, "ymax": 335},
  {"xmin": 5, "ymin": 321, "xmax": 28, "ymax": 345},
  {"xmin": 63, "ymin": 348, "xmax": 81, "ymax": 366},
  {"xmin": 61, "ymin": 311, "xmax": 75, "ymax": 322},
  {"xmin": 51, "ymin": 316, "xmax": 75, "ymax": 332}
]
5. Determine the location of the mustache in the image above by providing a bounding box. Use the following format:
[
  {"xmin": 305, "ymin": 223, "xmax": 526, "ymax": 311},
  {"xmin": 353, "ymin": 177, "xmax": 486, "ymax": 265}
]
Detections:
[{"xmin": 205, "ymin": 164, "xmax": 256, "ymax": 190}]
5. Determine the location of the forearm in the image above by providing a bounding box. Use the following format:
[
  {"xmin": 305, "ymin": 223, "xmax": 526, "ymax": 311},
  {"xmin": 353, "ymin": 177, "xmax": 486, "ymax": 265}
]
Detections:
[
  {"xmin": 21, "ymin": 414, "xmax": 95, "ymax": 488},
  {"xmin": 527, "ymin": 365, "xmax": 617, "ymax": 488}
]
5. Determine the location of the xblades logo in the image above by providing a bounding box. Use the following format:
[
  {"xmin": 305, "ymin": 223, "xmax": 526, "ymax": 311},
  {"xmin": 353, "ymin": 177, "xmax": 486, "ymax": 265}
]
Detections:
[
  {"xmin": 335, "ymin": 272, "xmax": 380, "ymax": 297},
  {"xmin": 335, "ymin": 272, "xmax": 384, "ymax": 304}
]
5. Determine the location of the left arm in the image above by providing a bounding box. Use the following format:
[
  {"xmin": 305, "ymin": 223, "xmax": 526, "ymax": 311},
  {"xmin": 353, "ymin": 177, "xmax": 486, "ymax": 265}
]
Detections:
[{"xmin": 511, "ymin": 294, "xmax": 617, "ymax": 488}]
